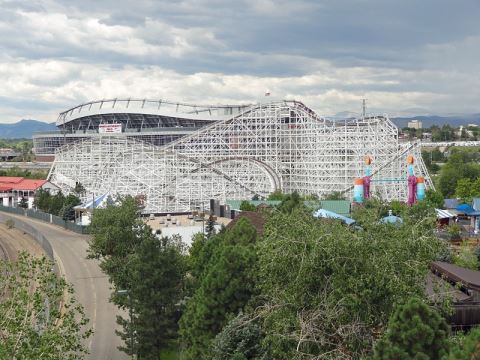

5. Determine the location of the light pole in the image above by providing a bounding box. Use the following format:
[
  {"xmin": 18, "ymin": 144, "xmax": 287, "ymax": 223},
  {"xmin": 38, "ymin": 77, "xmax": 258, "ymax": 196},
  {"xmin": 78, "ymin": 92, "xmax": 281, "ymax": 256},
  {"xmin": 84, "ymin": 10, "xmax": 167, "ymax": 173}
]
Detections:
[{"xmin": 117, "ymin": 289, "xmax": 134, "ymax": 359}]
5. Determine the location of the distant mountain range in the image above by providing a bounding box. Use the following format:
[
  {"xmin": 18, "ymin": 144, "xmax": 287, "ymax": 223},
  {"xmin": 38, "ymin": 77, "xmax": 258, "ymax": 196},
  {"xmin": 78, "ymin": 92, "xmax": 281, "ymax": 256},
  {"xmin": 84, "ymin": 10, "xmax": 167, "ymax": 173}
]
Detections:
[
  {"xmin": 391, "ymin": 114, "xmax": 480, "ymax": 128},
  {"xmin": 0, "ymin": 119, "xmax": 56, "ymax": 139},
  {"xmin": 0, "ymin": 114, "xmax": 480, "ymax": 139},
  {"xmin": 330, "ymin": 112, "xmax": 480, "ymax": 128}
]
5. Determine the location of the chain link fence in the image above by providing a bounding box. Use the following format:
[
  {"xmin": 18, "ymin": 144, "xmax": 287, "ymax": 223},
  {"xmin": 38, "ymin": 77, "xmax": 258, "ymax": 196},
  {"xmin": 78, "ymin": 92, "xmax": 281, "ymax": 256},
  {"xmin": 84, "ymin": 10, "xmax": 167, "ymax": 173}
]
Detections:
[{"xmin": 0, "ymin": 205, "xmax": 89, "ymax": 234}]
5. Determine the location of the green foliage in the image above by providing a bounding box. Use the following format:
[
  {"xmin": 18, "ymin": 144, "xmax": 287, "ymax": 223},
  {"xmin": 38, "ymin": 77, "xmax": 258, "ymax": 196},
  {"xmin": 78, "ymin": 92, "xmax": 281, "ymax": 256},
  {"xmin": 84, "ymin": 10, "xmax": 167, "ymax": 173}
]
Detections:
[
  {"xmin": 0, "ymin": 252, "xmax": 91, "ymax": 359},
  {"xmin": 59, "ymin": 194, "xmax": 82, "ymax": 221},
  {"xmin": 73, "ymin": 181, "xmax": 86, "ymax": 196},
  {"xmin": 212, "ymin": 314, "xmax": 269, "ymax": 360},
  {"xmin": 180, "ymin": 218, "xmax": 258, "ymax": 359},
  {"xmin": 0, "ymin": 166, "xmax": 47, "ymax": 179},
  {"xmin": 117, "ymin": 235, "xmax": 187, "ymax": 358},
  {"xmin": 438, "ymin": 149, "xmax": 480, "ymax": 198},
  {"xmin": 277, "ymin": 191, "xmax": 302, "ymax": 213},
  {"xmin": 256, "ymin": 205, "xmax": 445, "ymax": 359},
  {"xmin": 453, "ymin": 241, "xmax": 478, "ymax": 270},
  {"xmin": 206, "ymin": 216, "xmax": 217, "ymax": 238},
  {"xmin": 240, "ymin": 200, "xmax": 257, "ymax": 212},
  {"xmin": 49, "ymin": 191, "xmax": 65, "ymax": 215},
  {"xmin": 34, "ymin": 188, "xmax": 50, "ymax": 211},
  {"xmin": 447, "ymin": 327, "xmax": 480, "ymax": 359},
  {"xmin": 322, "ymin": 191, "xmax": 346, "ymax": 200},
  {"xmin": 34, "ymin": 189, "xmax": 81, "ymax": 218},
  {"xmin": 0, "ymin": 139, "xmax": 34, "ymax": 162},
  {"xmin": 447, "ymin": 223, "xmax": 461, "ymax": 238},
  {"xmin": 5, "ymin": 218, "xmax": 14, "ymax": 229},
  {"xmin": 88, "ymin": 196, "xmax": 186, "ymax": 358},
  {"xmin": 426, "ymin": 189, "xmax": 445, "ymax": 209},
  {"xmin": 267, "ymin": 190, "xmax": 285, "ymax": 201},
  {"xmin": 88, "ymin": 196, "xmax": 145, "ymax": 289},
  {"xmin": 455, "ymin": 177, "xmax": 480, "ymax": 203},
  {"xmin": 372, "ymin": 298, "xmax": 449, "ymax": 360},
  {"xmin": 18, "ymin": 196, "xmax": 28, "ymax": 209}
]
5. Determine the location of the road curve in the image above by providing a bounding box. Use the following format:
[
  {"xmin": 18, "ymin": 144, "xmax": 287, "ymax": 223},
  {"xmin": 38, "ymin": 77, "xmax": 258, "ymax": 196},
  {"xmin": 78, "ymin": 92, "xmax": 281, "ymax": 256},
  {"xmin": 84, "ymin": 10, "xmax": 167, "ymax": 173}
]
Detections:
[{"xmin": 2, "ymin": 213, "xmax": 127, "ymax": 360}]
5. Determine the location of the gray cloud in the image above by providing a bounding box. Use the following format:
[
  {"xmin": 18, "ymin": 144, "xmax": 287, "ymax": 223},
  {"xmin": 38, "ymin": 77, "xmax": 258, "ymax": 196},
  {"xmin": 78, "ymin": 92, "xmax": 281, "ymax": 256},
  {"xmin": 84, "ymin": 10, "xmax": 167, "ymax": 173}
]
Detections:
[{"xmin": 0, "ymin": 0, "xmax": 478, "ymax": 122}]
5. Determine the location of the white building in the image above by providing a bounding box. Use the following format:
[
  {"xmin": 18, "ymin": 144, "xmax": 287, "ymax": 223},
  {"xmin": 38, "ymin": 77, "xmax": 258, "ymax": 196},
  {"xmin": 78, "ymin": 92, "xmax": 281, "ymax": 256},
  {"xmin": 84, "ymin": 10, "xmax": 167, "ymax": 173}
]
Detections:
[
  {"xmin": 407, "ymin": 119, "xmax": 423, "ymax": 129},
  {"xmin": 0, "ymin": 177, "xmax": 59, "ymax": 209}
]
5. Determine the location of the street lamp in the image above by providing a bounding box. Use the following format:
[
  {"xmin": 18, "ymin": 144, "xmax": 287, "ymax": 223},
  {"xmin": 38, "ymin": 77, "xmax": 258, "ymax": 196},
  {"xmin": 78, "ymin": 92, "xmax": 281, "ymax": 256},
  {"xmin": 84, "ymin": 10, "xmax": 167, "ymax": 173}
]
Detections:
[{"xmin": 117, "ymin": 289, "xmax": 134, "ymax": 359}]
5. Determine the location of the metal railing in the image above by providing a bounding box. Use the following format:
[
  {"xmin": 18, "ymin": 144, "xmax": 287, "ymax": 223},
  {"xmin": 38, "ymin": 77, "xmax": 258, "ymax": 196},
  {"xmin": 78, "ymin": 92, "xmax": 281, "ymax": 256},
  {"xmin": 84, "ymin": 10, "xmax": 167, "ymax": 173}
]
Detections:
[{"xmin": 0, "ymin": 205, "xmax": 89, "ymax": 235}]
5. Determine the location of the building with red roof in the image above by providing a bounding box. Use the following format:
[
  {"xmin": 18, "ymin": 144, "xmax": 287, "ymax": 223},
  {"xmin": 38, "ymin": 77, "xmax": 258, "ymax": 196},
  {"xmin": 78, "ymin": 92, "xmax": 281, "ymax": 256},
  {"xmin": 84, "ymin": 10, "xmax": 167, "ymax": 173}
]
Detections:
[{"xmin": 0, "ymin": 177, "xmax": 58, "ymax": 209}]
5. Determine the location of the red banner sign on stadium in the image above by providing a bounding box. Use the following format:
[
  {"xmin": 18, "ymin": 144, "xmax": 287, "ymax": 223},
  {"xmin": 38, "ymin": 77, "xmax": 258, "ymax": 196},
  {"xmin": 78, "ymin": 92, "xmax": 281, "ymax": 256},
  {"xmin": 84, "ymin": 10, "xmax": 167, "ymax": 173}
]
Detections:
[{"xmin": 99, "ymin": 124, "xmax": 122, "ymax": 134}]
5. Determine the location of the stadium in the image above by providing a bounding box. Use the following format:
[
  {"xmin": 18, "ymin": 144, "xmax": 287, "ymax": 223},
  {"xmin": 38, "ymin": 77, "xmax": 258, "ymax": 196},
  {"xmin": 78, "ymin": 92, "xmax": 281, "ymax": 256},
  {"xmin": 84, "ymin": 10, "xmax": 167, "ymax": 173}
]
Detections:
[
  {"xmin": 33, "ymin": 99, "xmax": 250, "ymax": 161},
  {"xmin": 43, "ymin": 99, "xmax": 433, "ymax": 213}
]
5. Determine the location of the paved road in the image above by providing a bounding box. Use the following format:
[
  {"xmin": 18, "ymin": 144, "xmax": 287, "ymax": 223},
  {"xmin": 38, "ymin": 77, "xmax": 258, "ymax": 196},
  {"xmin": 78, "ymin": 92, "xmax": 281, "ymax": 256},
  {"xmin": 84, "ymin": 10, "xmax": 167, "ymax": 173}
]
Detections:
[
  {"xmin": 0, "ymin": 161, "xmax": 52, "ymax": 170},
  {"xmin": 3, "ymin": 213, "xmax": 127, "ymax": 360}
]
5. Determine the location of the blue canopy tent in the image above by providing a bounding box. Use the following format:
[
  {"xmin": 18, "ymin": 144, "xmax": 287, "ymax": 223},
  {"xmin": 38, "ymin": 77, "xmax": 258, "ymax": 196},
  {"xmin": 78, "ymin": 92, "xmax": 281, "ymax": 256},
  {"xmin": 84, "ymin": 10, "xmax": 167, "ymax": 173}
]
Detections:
[
  {"xmin": 456, "ymin": 203, "xmax": 476, "ymax": 214},
  {"xmin": 313, "ymin": 208, "xmax": 356, "ymax": 225}
]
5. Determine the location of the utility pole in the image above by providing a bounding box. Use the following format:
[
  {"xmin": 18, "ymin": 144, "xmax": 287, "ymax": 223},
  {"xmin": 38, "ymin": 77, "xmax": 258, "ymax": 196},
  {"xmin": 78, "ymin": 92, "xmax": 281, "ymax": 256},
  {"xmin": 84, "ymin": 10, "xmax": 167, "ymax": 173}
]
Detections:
[{"xmin": 362, "ymin": 99, "xmax": 367, "ymax": 119}]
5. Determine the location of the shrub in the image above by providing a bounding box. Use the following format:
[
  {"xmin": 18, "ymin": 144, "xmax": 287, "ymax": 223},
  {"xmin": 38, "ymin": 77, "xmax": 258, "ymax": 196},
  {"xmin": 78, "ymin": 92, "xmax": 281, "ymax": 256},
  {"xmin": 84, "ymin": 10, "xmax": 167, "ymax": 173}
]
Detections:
[{"xmin": 5, "ymin": 219, "xmax": 14, "ymax": 229}]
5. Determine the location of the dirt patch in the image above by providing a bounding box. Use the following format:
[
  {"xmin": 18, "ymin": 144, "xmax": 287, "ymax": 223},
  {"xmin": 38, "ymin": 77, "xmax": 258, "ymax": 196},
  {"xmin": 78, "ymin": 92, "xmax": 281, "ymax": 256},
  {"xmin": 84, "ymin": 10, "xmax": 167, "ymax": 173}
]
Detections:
[{"xmin": 0, "ymin": 222, "xmax": 46, "ymax": 261}]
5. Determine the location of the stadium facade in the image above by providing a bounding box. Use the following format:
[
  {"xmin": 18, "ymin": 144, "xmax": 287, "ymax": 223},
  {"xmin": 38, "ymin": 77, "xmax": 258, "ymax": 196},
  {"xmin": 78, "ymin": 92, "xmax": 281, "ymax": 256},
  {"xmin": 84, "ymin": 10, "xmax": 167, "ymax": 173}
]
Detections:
[
  {"xmin": 45, "ymin": 99, "xmax": 433, "ymax": 213},
  {"xmin": 33, "ymin": 99, "xmax": 250, "ymax": 161}
]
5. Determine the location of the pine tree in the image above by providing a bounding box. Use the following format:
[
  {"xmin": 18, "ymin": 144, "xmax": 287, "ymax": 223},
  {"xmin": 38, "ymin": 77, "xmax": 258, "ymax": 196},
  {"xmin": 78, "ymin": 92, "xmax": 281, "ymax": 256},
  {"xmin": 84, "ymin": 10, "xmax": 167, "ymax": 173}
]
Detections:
[
  {"xmin": 18, "ymin": 196, "xmax": 28, "ymax": 209},
  {"xmin": 180, "ymin": 218, "xmax": 258, "ymax": 359},
  {"xmin": 206, "ymin": 216, "xmax": 216, "ymax": 238},
  {"xmin": 448, "ymin": 327, "xmax": 480, "ymax": 359},
  {"xmin": 117, "ymin": 235, "xmax": 186, "ymax": 358},
  {"xmin": 373, "ymin": 297, "xmax": 449, "ymax": 360}
]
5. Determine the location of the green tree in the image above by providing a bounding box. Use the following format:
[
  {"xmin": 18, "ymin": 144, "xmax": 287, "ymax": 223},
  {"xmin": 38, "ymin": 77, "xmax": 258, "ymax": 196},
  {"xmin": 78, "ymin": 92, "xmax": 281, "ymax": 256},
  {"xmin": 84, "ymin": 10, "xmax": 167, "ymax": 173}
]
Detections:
[
  {"xmin": 18, "ymin": 196, "xmax": 28, "ymax": 209},
  {"xmin": 431, "ymin": 148, "xmax": 445, "ymax": 162},
  {"xmin": 88, "ymin": 196, "xmax": 145, "ymax": 290},
  {"xmin": 34, "ymin": 188, "xmax": 52, "ymax": 212},
  {"xmin": 267, "ymin": 190, "xmax": 285, "ymax": 201},
  {"xmin": 240, "ymin": 200, "xmax": 256, "ymax": 211},
  {"xmin": 205, "ymin": 215, "xmax": 217, "ymax": 238},
  {"xmin": 256, "ymin": 205, "xmax": 445, "ymax": 359},
  {"xmin": 59, "ymin": 194, "xmax": 82, "ymax": 221},
  {"xmin": 74, "ymin": 182, "xmax": 86, "ymax": 196},
  {"xmin": 323, "ymin": 191, "xmax": 346, "ymax": 200},
  {"xmin": 448, "ymin": 327, "xmax": 480, "ymax": 359},
  {"xmin": 180, "ymin": 218, "xmax": 258, "ymax": 359},
  {"xmin": 438, "ymin": 149, "xmax": 480, "ymax": 198},
  {"xmin": 453, "ymin": 241, "xmax": 478, "ymax": 270},
  {"xmin": 0, "ymin": 253, "xmax": 91, "ymax": 359},
  {"xmin": 116, "ymin": 234, "xmax": 186, "ymax": 358},
  {"xmin": 48, "ymin": 191, "xmax": 66, "ymax": 216},
  {"xmin": 426, "ymin": 189, "xmax": 445, "ymax": 209},
  {"xmin": 455, "ymin": 178, "xmax": 480, "ymax": 204},
  {"xmin": 277, "ymin": 191, "xmax": 302, "ymax": 213},
  {"xmin": 212, "ymin": 314, "xmax": 269, "ymax": 360},
  {"xmin": 372, "ymin": 298, "xmax": 449, "ymax": 360},
  {"xmin": 89, "ymin": 197, "xmax": 187, "ymax": 358}
]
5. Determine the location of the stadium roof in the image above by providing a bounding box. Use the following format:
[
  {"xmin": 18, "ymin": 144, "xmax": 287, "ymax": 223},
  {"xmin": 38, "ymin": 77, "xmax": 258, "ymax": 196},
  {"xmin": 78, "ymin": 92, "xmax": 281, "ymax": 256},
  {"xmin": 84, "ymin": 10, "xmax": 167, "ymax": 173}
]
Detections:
[{"xmin": 57, "ymin": 98, "xmax": 252, "ymax": 127}]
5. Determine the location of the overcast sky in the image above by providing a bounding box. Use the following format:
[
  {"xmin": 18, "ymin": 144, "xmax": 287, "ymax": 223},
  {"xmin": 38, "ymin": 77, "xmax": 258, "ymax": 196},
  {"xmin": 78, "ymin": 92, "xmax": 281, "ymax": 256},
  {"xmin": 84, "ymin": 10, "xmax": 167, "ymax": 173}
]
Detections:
[{"xmin": 0, "ymin": 0, "xmax": 479, "ymax": 123}]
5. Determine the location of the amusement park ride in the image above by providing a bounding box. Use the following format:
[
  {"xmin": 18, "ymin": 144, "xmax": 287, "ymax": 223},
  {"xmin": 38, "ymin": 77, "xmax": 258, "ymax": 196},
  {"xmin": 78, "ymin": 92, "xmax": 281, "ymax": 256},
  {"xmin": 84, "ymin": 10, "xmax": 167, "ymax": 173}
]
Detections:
[{"xmin": 353, "ymin": 155, "xmax": 426, "ymax": 206}]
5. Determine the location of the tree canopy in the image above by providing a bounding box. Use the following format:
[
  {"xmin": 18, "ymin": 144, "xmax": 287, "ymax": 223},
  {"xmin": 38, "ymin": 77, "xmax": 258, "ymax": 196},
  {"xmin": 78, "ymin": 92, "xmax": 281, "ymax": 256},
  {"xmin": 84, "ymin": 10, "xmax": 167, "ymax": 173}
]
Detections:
[
  {"xmin": 88, "ymin": 196, "xmax": 187, "ymax": 358},
  {"xmin": 0, "ymin": 253, "xmax": 91, "ymax": 359},
  {"xmin": 256, "ymin": 204, "xmax": 445, "ymax": 359},
  {"xmin": 372, "ymin": 297, "xmax": 449, "ymax": 360},
  {"xmin": 180, "ymin": 217, "xmax": 259, "ymax": 359}
]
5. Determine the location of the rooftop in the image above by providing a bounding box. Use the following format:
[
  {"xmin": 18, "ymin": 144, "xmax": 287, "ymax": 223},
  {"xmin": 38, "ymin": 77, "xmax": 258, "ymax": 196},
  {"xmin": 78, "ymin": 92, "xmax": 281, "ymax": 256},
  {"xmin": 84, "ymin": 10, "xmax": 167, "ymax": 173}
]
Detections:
[
  {"xmin": 431, "ymin": 261, "xmax": 480, "ymax": 292},
  {"xmin": 0, "ymin": 177, "xmax": 48, "ymax": 191}
]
